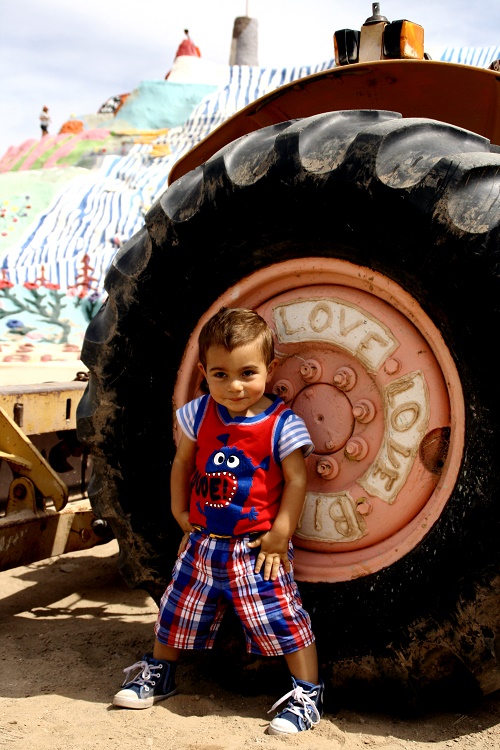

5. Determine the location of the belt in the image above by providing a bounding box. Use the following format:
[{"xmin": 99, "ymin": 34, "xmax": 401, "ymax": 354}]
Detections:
[
  {"xmin": 192, "ymin": 525, "xmax": 232, "ymax": 539},
  {"xmin": 192, "ymin": 525, "xmax": 261, "ymax": 540}
]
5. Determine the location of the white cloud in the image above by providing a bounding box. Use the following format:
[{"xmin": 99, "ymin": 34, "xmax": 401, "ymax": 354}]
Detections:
[{"xmin": 1, "ymin": 0, "xmax": 499, "ymax": 155}]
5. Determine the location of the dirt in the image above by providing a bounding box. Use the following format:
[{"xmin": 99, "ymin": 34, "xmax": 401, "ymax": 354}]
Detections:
[{"xmin": 1, "ymin": 539, "xmax": 500, "ymax": 750}]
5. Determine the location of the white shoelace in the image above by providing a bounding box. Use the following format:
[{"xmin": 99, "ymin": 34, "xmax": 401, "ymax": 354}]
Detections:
[
  {"xmin": 268, "ymin": 683, "xmax": 321, "ymax": 728},
  {"xmin": 121, "ymin": 660, "xmax": 160, "ymax": 691}
]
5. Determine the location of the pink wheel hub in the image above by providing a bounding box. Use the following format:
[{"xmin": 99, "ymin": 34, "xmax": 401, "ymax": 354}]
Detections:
[{"xmin": 174, "ymin": 259, "xmax": 464, "ymax": 582}]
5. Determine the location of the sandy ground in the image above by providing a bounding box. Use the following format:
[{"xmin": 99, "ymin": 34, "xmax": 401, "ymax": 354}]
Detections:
[{"xmin": 2, "ymin": 540, "xmax": 500, "ymax": 750}]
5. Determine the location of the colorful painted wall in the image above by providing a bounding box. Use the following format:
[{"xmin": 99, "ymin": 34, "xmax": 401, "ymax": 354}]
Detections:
[{"xmin": 1, "ymin": 46, "xmax": 498, "ymax": 383}]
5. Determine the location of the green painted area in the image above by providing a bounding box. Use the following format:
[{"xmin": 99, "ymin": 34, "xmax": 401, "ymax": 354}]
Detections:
[
  {"xmin": 54, "ymin": 136, "xmax": 119, "ymax": 167},
  {"xmin": 5, "ymin": 134, "xmax": 116, "ymax": 171},
  {"xmin": 9, "ymin": 136, "xmax": 115, "ymax": 171},
  {"xmin": 0, "ymin": 168, "xmax": 92, "ymax": 254},
  {"xmin": 112, "ymin": 80, "xmax": 218, "ymax": 130},
  {"xmin": 9, "ymin": 142, "xmax": 38, "ymax": 172},
  {"xmin": 29, "ymin": 138, "xmax": 73, "ymax": 170}
]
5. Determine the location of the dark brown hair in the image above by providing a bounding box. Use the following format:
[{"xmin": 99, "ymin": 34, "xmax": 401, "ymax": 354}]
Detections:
[{"xmin": 198, "ymin": 307, "xmax": 275, "ymax": 368}]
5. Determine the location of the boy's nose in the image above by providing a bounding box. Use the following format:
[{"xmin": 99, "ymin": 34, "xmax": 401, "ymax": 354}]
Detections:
[{"xmin": 228, "ymin": 379, "xmax": 243, "ymax": 392}]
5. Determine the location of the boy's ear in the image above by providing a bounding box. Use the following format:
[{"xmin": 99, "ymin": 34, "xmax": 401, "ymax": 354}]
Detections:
[
  {"xmin": 198, "ymin": 362, "xmax": 207, "ymax": 377},
  {"xmin": 266, "ymin": 359, "xmax": 278, "ymax": 381}
]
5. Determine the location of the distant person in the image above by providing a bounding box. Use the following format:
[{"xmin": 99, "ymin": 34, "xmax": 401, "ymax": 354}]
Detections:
[
  {"xmin": 112, "ymin": 307, "xmax": 324, "ymax": 735},
  {"xmin": 40, "ymin": 106, "xmax": 51, "ymax": 137}
]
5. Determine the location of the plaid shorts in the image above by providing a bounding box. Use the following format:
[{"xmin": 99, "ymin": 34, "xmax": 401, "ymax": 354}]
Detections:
[{"xmin": 154, "ymin": 529, "xmax": 315, "ymax": 656}]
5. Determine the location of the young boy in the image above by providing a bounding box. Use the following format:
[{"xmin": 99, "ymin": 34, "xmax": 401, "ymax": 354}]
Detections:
[{"xmin": 113, "ymin": 307, "xmax": 323, "ymax": 735}]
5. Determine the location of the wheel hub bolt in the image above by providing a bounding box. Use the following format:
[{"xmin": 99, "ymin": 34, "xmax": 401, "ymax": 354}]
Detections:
[
  {"xmin": 300, "ymin": 359, "xmax": 322, "ymax": 383},
  {"xmin": 333, "ymin": 366, "xmax": 357, "ymax": 391},
  {"xmin": 384, "ymin": 358, "xmax": 401, "ymax": 375},
  {"xmin": 316, "ymin": 457, "xmax": 339, "ymax": 480},
  {"xmin": 272, "ymin": 379, "xmax": 295, "ymax": 402},
  {"xmin": 352, "ymin": 399, "xmax": 376, "ymax": 423},
  {"xmin": 356, "ymin": 498, "xmax": 373, "ymax": 515},
  {"xmin": 345, "ymin": 437, "xmax": 369, "ymax": 460}
]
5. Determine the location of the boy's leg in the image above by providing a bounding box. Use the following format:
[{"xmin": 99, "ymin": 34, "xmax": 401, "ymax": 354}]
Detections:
[
  {"xmin": 153, "ymin": 640, "xmax": 181, "ymax": 662},
  {"xmin": 268, "ymin": 643, "xmax": 324, "ymax": 735},
  {"xmin": 226, "ymin": 539, "xmax": 323, "ymax": 734},
  {"xmin": 284, "ymin": 642, "xmax": 318, "ymax": 685},
  {"xmin": 114, "ymin": 531, "xmax": 227, "ymax": 710},
  {"xmin": 113, "ymin": 639, "xmax": 180, "ymax": 710}
]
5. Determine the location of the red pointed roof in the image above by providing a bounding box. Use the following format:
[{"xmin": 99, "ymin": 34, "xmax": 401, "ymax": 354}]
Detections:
[{"xmin": 175, "ymin": 30, "xmax": 201, "ymax": 58}]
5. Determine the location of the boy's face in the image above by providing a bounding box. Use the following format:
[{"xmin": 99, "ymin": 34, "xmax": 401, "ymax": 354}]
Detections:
[{"xmin": 198, "ymin": 342, "xmax": 277, "ymax": 417}]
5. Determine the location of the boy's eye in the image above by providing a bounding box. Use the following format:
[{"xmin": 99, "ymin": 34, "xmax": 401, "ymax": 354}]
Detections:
[
  {"xmin": 213, "ymin": 372, "xmax": 226, "ymax": 379},
  {"xmin": 243, "ymin": 370, "xmax": 256, "ymax": 377}
]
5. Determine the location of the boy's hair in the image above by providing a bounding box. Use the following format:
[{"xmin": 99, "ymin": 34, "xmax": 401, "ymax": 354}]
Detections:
[{"xmin": 198, "ymin": 307, "xmax": 275, "ymax": 368}]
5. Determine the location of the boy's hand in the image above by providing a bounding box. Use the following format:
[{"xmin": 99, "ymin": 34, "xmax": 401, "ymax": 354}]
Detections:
[
  {"xmin": 174, "ymin": 510, "xmax": 194, "ymax": 555},
  {"xmin": 174, "ymin": 510, "xmax": 193, "ymax": 533},
  {"xmin": 248, "ymin": 530, "xmax": 290, "ymax": 581},
  {"xmin": 178, "ymin": 530, "xmax": 191, "ymax": 555}
]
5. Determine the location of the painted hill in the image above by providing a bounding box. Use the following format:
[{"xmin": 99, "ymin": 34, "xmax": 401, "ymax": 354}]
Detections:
[{"xmin": 0, "ymin": 44, "xmax": 498, "ymax": 384}]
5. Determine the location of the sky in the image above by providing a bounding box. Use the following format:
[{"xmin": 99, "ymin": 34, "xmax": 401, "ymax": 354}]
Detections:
[{"xmin": 1, "ymin": 0, "xmax": 500, "ymax": 156}]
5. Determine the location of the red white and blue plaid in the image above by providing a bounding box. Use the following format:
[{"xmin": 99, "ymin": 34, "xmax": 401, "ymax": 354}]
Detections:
[{"xmin": 154, "ymin": 529, "xmax": 315, "ymax": 656}]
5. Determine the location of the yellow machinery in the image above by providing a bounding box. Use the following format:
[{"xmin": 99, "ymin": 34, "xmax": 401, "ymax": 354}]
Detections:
[{"xmin": 0, "ymin": 380, "xmax": 111, "ymax": 570}]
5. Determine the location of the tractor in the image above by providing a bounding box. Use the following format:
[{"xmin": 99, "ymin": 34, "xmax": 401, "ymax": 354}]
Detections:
[{"xmin": 8, "ymin": 3, "xmax": 500, "ymax": 709}]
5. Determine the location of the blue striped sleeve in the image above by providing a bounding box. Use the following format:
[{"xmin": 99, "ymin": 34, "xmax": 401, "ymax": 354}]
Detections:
[
  {"xmin": 176, "ymin": 396, "xmax": 206, "ymax": 442},
  {"xmin": 278, "ymin": 413, "xmax": 314, "ymax": 461}
]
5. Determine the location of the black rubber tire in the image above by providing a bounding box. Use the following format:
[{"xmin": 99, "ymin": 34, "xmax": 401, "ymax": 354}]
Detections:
[{"xmin": 77, "ymin": 110, "xmax": 500, "ymax": 709}]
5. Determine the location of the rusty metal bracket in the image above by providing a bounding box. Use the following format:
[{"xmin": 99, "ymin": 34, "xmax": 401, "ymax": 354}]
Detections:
[
  {"xmin": 0, "ymin": 498, "xmax": 112, "ymax": 571},
  {"xmin": 0, "ymin": 380, "xmax": 113, "ymax": 571},
  {"xmin": 0, "ymin": 404, "xmax": 68, "ymax": 511},
  {"xmin": 0, "ymin": 381, "xmax": 86, "ymax": 434}
]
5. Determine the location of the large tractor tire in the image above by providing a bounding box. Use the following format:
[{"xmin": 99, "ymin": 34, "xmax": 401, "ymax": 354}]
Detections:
[{"xmin": 77, "ymin": 110, "xmax": 500, "ymax": 708}]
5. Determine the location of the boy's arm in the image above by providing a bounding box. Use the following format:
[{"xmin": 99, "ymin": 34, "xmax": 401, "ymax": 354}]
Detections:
[
  {"xmin": 248, "ymin": 447, "xmax": 307, "ymax": 581},
  {"xmin": 170, "ymin": 431, "xmax": 197, "ymax": 552}
]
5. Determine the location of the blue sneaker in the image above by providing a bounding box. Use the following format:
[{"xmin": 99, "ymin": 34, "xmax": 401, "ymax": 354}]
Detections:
[
  {"xmin": 267, "ymin": 677, "xmax": 324, "ymax": 734},
  {"xmin": 113, "ymin": 654, "xmax": 177, "ymax": 709}
]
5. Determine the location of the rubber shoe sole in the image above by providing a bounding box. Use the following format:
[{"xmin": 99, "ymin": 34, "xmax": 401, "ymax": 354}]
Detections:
[
  {"xmin": 113, "ymin": 686, "xmax": 177, "ymax": 709},
  {"xmin": 267, "ymin": 717, "xmax": 301, "ymax": 735}
]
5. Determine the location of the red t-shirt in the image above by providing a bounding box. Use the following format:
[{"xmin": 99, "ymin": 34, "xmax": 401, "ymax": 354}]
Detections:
[{"xmin": 187, "ymin": 395, "xmax": 294, "ymax": 536}]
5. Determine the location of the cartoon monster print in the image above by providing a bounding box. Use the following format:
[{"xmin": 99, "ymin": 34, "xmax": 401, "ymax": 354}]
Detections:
[{"xmin": 193, "ymin": 433, "xmax": 270, "ymax": 536}]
